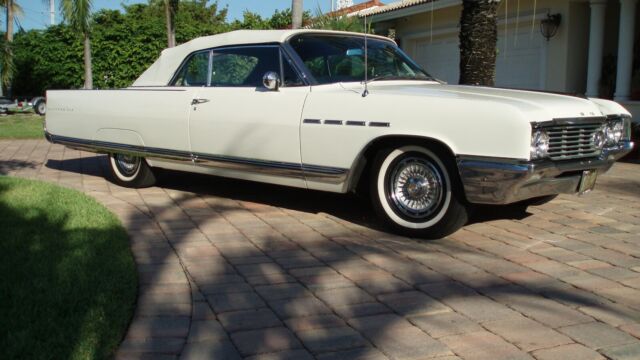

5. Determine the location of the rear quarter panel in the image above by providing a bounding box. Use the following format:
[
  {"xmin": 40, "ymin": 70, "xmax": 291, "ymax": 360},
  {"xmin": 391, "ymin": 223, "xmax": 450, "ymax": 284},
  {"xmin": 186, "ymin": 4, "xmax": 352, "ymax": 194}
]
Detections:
[{"xmin": 45, "ymin": 88, "xmax": 195, "ymax": 151}]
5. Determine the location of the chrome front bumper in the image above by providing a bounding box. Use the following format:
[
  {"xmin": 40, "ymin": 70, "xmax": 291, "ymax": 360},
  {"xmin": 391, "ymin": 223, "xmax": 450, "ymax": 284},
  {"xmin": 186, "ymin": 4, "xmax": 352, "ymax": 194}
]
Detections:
[{"xmin": 457, "ymin": 141, "xmax": 634, "ymax": 205}]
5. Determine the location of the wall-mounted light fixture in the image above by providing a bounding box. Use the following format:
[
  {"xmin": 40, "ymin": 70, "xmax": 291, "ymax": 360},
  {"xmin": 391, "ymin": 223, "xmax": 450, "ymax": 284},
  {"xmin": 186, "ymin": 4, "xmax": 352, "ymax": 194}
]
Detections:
[{"xmin": 540, "ymin": 13, "xmax": 562, "ymax": 41}]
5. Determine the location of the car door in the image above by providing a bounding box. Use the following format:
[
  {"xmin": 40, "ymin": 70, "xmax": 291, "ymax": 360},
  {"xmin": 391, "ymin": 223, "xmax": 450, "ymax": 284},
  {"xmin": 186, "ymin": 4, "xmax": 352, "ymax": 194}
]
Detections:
[{"xmin": 188, "ymin": 45, "xmax": 310, "ymax": 188}]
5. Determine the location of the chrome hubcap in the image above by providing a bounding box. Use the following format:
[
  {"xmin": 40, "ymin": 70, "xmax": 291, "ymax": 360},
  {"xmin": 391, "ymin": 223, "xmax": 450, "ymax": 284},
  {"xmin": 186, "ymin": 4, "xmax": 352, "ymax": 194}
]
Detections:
[
  {"xmin": 115, "ymin": 154, "xmax": 140, "ymax": 176},
  {"xmin": 389, "ymin": 157, "xmax": 443, "ymax": 219}
]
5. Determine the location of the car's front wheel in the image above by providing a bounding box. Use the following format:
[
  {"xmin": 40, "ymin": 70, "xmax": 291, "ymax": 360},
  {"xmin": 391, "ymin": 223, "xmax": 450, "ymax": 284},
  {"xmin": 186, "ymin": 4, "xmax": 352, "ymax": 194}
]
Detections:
[
  {"xmin": 108, "ymin": 153, "xmax": 156, "ymax": 188},
  {"xmin": 371, "ymin": 145, "xmax": 468, "ymax": 239}
]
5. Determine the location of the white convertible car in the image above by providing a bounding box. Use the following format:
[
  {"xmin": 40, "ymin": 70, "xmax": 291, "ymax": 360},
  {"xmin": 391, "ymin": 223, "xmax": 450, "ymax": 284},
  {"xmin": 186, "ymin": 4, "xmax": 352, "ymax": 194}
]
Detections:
[{"xmin": 45, "ymin": 30, "xmax": 634, "ymax": 238}]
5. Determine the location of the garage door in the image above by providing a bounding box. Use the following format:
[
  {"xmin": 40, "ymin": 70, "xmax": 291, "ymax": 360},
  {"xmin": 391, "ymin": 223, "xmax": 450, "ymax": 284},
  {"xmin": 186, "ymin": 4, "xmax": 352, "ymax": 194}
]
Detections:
[
  {"xmin": 412, "ymin": 36, "xmax": 460, "ymax": 84},
  {"xmin": 495, "ymin": 31, "xmax": 546, "ymax": 90},
  {"xmin": 408, "ymin": 29, "xmax": 546, "ymax": 90}
]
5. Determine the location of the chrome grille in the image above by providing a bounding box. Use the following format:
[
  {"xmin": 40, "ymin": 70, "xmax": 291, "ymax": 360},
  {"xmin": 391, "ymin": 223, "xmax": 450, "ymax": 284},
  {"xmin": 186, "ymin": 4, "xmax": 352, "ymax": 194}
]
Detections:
[{"xmin": 544, "ymin": 122, "xmax": 603, "ymax": 160}]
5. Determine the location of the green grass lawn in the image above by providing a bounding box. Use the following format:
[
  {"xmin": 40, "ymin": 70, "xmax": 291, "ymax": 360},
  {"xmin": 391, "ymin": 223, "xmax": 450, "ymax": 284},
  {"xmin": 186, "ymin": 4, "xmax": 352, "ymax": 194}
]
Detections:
[
  {"xmin": 0, "ymin": 114, "xmax": 45, "ymax": 139},
  {"xmin": 0, "ymin": 177, "xmax": 137, "ymax": 360}
]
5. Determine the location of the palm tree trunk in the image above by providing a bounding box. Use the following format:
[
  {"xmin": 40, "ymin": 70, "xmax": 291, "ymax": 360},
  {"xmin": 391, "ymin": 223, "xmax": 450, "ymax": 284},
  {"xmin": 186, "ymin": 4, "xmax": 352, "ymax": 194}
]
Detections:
[
  {"xmin": 165, "ymin": 1, "xmax": 175, "ymax": 47},
  {"xmin": 50, "ymin": 0, "xmax": 56, "ymax": 25},
  {"xmin": 292, "ymin": 0, "xmax": 303, "ymax": 29},
  {"xmin": 6, "ymin": 0, "xmax": 13, "ymax": 42},
  {"xmin": 83, "ymin": 32, "xmax": 93, "ymax": 89},
  {"xmin": 3, "ymin": 0, "xmax": 15, "ymax": 97},
  {"xmin": 459, "ymin": 0, "xmax": 499, "ymax": 86}
]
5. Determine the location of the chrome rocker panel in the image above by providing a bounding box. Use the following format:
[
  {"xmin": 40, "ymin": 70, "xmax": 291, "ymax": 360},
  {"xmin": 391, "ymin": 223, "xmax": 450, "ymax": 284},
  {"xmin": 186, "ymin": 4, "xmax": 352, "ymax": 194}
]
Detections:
[
  {"xmin": 457, "ymin": 141, "xmax": 634, "ymax": 205},
  {"xmin": 44, "ymin": 131, "xmax": 349, "ymax": 185}
]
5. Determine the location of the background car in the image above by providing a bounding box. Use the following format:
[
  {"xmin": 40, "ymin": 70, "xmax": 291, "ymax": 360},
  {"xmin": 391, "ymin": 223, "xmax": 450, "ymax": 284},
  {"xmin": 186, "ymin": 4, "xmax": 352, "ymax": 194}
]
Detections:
[{"xmin": 0, "ymin": 96, "xmax": 46, "ymax": 115}]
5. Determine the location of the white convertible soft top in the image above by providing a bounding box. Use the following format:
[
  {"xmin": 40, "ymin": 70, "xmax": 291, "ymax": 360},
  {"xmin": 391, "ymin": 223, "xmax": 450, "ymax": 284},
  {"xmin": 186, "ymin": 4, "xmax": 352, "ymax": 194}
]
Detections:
[{"xmin": 132, "ymin": 29, "xmax": 392, "ymax": 87}]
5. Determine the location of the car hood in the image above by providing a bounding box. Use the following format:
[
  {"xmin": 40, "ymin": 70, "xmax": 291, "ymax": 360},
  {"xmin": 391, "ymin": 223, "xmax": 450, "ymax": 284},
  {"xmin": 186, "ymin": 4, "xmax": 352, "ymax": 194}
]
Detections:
[{"xmin": 354, "ymin": 82, "xmax": 609, "ymax": 122}]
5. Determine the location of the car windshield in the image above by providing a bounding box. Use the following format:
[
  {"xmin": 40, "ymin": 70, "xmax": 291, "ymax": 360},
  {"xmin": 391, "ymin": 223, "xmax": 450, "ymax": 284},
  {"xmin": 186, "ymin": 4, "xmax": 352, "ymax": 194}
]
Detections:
[{"xmin": 289, "ymin": 34, "xmax": 433, "ymax": 85}]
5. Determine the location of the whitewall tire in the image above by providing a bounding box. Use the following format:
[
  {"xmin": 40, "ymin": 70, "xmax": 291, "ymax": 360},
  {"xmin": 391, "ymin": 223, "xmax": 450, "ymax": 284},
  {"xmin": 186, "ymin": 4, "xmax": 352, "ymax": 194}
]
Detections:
[
  {"xmin": 371, "ymin": 145, "xmax": 468, "ymax": 239},
  {"xmin": 108, "ymin": 153, "xmax": 156, "ymax": 188}
]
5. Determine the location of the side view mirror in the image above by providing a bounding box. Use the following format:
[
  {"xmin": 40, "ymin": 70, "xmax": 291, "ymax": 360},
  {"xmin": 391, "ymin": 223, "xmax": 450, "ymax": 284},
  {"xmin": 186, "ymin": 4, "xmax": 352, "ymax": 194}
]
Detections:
[{"xmin": 262, "ymin": 71, "xmax": 281, "ymax": 91}]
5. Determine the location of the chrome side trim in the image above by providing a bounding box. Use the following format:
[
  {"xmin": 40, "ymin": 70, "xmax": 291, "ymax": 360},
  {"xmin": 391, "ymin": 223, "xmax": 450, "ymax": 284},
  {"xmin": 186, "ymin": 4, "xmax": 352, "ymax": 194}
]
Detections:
[
  {"xmin": 301, "ymin": 119, "xmax": 392, "ymax": 128},
  {"xmin": 369, "ymin": 122, "xmax": 390, "ymax": 127},
  {"xmin": 194, "ymin": 154, "xmax": 348, "ymax": 184},
  {"xmin": 46, "ymin": 133, "xmax": 192, "ymax": 161},
  {"xmin": 193, "ymin": 153, "xmax": 305, "ymax": 179},
  {"xmin": 45, "ymin": 132, "xmax": 349, "ymax": 184}
]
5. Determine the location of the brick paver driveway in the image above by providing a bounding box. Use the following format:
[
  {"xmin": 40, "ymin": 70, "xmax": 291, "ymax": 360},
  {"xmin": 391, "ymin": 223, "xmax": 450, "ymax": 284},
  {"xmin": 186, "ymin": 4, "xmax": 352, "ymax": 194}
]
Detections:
[{"xmin": 2, "ymin": 139, "xmax": 640, "ymax": 360}]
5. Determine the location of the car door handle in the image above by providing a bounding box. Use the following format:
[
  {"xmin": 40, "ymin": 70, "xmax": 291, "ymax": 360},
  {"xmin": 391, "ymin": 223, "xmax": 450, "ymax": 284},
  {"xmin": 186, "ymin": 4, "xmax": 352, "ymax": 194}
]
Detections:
[{"xmin": 191, "ymin": 98, "xmax": 210, "ymax": 105}]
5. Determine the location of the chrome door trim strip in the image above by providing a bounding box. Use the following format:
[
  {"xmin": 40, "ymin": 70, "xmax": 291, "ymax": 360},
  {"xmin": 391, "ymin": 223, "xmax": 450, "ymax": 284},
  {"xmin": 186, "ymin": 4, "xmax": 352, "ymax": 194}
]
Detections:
[
  {"xmin": 46, "ymin": 132, "xmax": 192, "ymax": 161},
  {"xmin": 193, "ymin": 153, "xmax": 305, "ymax": 179},
  {"xmin": 45, "ymin": 132, "xmax": 348, "ymax": 184},
  {"xmin": 193, "ymin": 153, "xmax": 348, "ymax": 184}
]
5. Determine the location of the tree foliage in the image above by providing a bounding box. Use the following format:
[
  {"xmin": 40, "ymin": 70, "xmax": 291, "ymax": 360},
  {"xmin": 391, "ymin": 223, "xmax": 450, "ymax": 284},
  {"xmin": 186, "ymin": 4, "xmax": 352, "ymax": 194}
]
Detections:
[
  {"xmin": 306, "ymin": 6, "xmax": 364, "ymax": 32},
  {"xmin": 12, "ymin": 1, "xmax": 228, "ymax": 95},
  {"xmin": 229, "ymin": 8, "xmax": 311, "ymax": 30}
]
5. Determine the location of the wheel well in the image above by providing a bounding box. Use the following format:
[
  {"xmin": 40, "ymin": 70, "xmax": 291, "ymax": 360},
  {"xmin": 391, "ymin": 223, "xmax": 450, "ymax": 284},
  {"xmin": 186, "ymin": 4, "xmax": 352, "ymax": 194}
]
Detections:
[{"xmin": 349, "ymin": 135, "xmax": 459, "ymax": 194}]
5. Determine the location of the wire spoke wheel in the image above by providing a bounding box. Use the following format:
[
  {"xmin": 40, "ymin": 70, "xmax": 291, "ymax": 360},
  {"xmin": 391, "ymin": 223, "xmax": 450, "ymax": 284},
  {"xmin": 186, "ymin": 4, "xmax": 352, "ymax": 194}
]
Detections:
[
  {"xmin": 388, "ymin": 157, "xmax": 444, "ymax": 219},
  {"xmin": 371, "ymin": 145, "xmax": 468, "ymax": 239}
]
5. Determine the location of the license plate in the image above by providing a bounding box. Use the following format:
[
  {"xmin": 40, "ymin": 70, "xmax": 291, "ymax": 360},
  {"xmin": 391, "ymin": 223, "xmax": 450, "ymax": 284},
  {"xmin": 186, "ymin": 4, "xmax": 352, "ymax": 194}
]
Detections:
[{"xmin": 578, "ymin": 170, "xmax": 598, "ymax": 194}]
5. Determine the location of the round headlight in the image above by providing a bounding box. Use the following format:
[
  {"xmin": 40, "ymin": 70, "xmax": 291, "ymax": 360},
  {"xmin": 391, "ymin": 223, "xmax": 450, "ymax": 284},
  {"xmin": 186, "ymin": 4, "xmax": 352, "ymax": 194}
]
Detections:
[
  {"xmin": 591, "ymin": 125, "xmax": 606, "ymax": 149},
  {"xmin": 530, "ymin": 129, "xmax": 550, "ymax": 160},
  {"xmin": 604, "ymin": 120, "xmax": 625, "ymax": 147}
]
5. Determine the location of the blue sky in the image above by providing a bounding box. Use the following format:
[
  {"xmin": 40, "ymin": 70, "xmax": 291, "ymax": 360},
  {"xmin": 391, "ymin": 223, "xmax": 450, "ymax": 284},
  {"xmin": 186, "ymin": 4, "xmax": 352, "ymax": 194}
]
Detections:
[{"xmin": 16, "ymin": 0, "xmax": 369, "ymax": 30}]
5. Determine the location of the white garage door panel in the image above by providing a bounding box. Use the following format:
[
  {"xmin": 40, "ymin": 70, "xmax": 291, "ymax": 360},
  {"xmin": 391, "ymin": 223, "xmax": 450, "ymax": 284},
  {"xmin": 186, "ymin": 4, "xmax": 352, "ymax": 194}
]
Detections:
[
  {"xmin": 410, "ymin": 30, "xmax": 546, "ymax": 90},
  {"xmin": 414, "ymin": 37, "xmax": 460, "ymax": 84},
  {"xmin": 496, "ymin": 32, "xmax": 546, "ymax": 90}
]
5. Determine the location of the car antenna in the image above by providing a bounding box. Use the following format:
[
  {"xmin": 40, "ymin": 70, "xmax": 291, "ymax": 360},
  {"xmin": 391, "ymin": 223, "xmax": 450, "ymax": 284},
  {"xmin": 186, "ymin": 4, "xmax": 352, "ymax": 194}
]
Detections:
[{"xmin": 362, "ymin": 12, "xmax": 369, "ymax": 97}]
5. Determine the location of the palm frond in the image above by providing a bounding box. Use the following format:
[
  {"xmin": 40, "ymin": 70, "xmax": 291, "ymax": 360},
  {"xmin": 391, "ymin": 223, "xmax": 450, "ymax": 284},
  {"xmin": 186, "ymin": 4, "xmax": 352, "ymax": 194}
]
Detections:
[
  {"xmin": 0, "ymin": 41, "xmax": 15, "ymax": 88},
  {"xmin": 60, "ymin": 0, "xmax": 93, "ymax": 32},
  {"xmin": 0, "ymin": 0, "xmax": 24, "ymax": 18}
]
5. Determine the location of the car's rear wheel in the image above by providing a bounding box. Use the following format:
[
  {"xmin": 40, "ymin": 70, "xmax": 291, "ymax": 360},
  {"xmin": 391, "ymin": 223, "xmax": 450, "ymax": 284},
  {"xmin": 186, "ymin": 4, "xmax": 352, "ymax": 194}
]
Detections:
[
  {"xmin": 108, "ymin": 153, "xmax": 156, "ymax": 188},
  {"xmin": 371, "ymin": 145, "xmax": 468, "ymax": 239}
]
